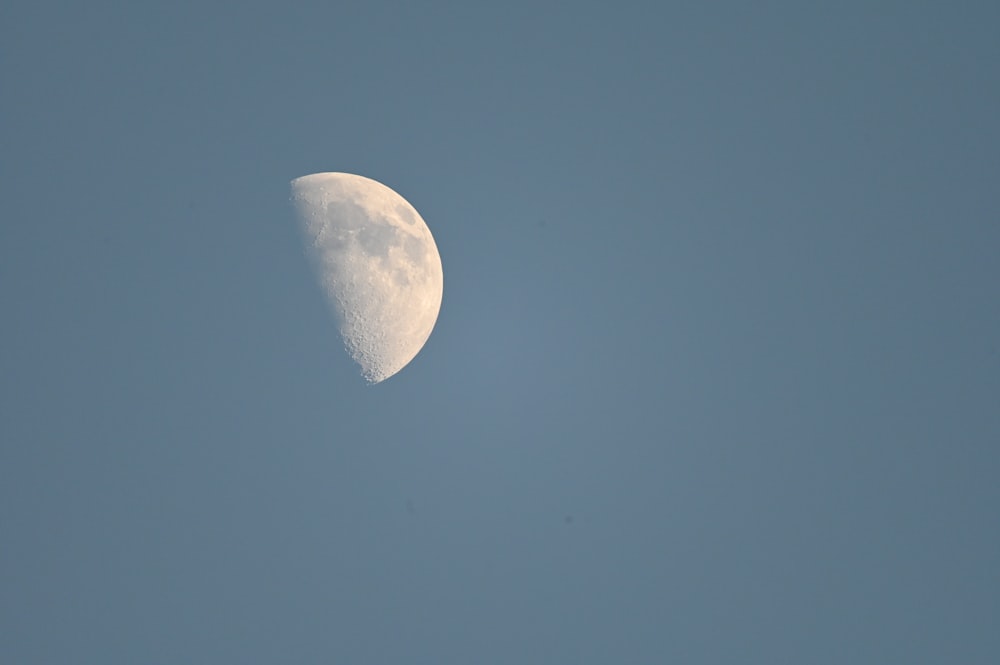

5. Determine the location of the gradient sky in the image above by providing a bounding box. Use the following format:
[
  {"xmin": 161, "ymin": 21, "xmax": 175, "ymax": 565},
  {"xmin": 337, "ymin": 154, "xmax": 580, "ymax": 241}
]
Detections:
[{"xmin": 2, "ymin": 2, "xmax": 999, "ymax": 663}]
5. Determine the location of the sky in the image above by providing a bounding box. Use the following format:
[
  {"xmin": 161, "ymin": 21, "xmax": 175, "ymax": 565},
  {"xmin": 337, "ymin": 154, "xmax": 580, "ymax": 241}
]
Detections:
[{"xmin": 2, "ymin": 1, "xmax": 999, "ymax": 663}]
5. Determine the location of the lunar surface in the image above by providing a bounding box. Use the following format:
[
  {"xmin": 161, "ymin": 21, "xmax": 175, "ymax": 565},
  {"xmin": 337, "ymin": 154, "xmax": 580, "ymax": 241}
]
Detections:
[{"xmin": 290, "ymin": 172, "xmax": 443, "ymax": 384}]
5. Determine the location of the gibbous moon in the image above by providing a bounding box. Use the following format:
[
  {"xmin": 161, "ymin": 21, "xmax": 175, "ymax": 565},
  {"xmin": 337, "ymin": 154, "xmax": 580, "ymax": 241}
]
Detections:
[{"xmin": 290, "ymin": 172, "xmax": 443, "ymax": 384}]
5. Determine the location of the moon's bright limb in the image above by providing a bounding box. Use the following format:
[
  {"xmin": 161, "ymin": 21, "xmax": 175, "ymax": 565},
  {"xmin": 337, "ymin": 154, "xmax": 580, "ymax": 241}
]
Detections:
[{"xmin": 290, "ymin": 172, "xmax": 443, "ymax": 384}]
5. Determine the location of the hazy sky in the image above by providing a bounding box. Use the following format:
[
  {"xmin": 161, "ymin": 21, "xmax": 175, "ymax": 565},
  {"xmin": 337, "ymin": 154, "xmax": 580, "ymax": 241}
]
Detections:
[{"xmin": 2, "ymin": 2, "xmax": 998, "ymax": 663}]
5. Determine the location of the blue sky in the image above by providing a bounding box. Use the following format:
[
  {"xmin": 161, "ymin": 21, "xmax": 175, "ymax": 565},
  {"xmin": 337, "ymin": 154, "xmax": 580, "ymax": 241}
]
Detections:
[{"xmin": 2, "ymin": 2, "xmax": 999, "ymax": 663}]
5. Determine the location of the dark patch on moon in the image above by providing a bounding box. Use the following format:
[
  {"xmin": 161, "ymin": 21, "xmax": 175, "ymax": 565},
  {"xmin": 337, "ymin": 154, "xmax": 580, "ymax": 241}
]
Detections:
[{"xmin": 396, "ymin": 204, "xmax": 417, "ymax": 226}]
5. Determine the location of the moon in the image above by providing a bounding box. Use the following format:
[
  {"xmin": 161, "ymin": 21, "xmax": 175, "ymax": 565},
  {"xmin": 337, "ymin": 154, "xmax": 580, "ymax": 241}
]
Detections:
[{"xmin": 290, "ymin": 172, "xmax": 443, "ymax": 384}]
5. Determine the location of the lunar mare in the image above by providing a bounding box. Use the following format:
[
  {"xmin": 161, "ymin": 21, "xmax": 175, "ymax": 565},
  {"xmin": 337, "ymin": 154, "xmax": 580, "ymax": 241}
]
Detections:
[{"xmin": 290, "ymin": 172, "xmax": 443, "ymax": 384}]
